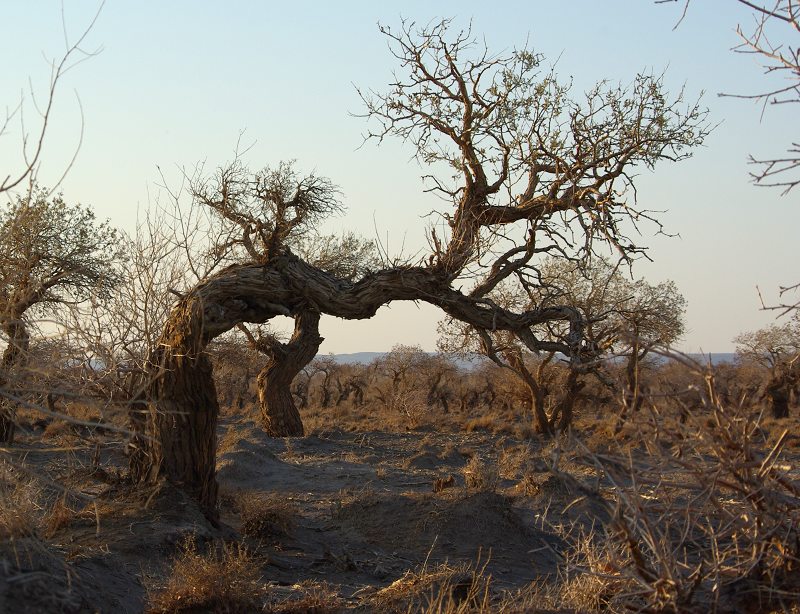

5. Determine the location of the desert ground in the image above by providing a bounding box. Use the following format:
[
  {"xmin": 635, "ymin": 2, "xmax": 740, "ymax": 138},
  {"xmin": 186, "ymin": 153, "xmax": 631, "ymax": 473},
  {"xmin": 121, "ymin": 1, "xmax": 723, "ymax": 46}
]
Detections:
[{"xmin": 1, "ymin": 353, "xmax": 799, "ymax": 613}]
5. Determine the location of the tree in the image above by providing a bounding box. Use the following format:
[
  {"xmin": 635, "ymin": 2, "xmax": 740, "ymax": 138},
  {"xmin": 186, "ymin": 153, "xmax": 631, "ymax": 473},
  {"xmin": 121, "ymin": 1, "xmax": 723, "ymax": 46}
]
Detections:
[
  {"xmin": 0, "ymin": 187, "xmax": 122, "ymax": 441},
  {"xmin": 734, "ymin": 314, "xmax": 800, "ymax": 417},
  {"xmin": 439, "ymin": 258, "xmax": 685, "ymax": 434},
  {"xmin": 664, "ymin": 1, "xmax": 799, "ymax": 192},
  {"xmin": 129, "ymin": 20, "xmax": 707, "ymax": 515},
  {"xmin": 613, "ymin": 277, "xmax": 686, "ymax": 428},
  {"xmin": 59, "ymin": 188, "xmax": 240, "ymax": 426},
  {"xmin": 663, "ymin": 1, "xmax": 800, "ymax": 312},
  {"xmin": 236, "ymin": 313, "xmax": 322, "ymax": 437},
  {"xmin": 191, "ymin": 161, "xmax": 379, "ymax": 437},
  {"xmin": 0, "ymin": 7, "xmax": 102, "ymax": 198}
]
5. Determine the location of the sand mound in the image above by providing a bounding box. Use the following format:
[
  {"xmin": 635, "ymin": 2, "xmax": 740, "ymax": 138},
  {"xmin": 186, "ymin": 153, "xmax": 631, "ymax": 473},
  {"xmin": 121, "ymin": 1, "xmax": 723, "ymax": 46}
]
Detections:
[{"xmin": 336, "ymin": 491, "xmax": 562, "ymax": 573}]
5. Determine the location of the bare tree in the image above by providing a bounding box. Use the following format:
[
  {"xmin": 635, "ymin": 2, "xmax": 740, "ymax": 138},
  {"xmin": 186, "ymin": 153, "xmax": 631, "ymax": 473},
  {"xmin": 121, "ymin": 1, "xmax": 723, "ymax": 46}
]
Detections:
[
  {"xmin": 0, "ymin": 187, "xmax": 122, "ymax": 441},
  {"xmin": 441, "ymin": 258, "xmax": 685, "ymax": 434},
  {"xmin": 62, "ymin": 205, "xmax": 205, "ymax": 407},
  {"xmin": 128, "ymin": 20, "xmax": 708, "ymax": 515},
  {"xmin": 734, "ymin": 313, "xmax": 800, "ymax": 417},
  {"xmin": 191, "ymin": 161, "xmax": 380, "ymax": 436},
  {"xmin": 663, "ymin": 1, "xmax": 799, "ymax": 192},
  {"xmin": 662, "ymin": 2, "xmax": 800, "ymax": 310},
  {"xmin": 0, "ymin": 5, "xmax": 103, "ymax": 198}
]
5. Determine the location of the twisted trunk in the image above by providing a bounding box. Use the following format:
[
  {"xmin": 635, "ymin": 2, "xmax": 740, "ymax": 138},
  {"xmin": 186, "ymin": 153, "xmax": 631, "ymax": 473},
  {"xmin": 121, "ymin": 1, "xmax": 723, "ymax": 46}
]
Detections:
[
  {"xmin": 129, "ymin": 254, "xmax": 582, "ymax": 510},
  {"xmin": 128, "ymin": 297, "xmax": 220, "ymax": 518},
  {"xmin": 258, "ymin": 311, "xmax": 322, "ymax": 437}
]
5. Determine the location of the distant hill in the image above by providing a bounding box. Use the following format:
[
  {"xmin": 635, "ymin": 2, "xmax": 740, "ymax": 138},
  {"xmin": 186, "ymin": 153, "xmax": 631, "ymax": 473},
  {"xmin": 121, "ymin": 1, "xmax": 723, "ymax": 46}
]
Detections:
[
  {"xmin": 325, "ymin": 352, "xmax": 385, "ymax": 365},
  {"xmin": 323, "ymin": 351, "xmax": 736, "ymax": 368}
]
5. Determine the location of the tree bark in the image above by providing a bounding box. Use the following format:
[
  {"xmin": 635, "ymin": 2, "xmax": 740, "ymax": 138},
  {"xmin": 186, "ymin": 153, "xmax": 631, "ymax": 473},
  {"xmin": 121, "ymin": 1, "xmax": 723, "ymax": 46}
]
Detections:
[
  {"xmin": 0, "ymin": 317, "xmax": 30, "ymax": 443},
  {"xmin": 257, "ymin": 310, "xmax": 322, "ymax": 437},
  {"xmin": 128, "ymin": 297, "xmax": 220, "ymax": 518}
]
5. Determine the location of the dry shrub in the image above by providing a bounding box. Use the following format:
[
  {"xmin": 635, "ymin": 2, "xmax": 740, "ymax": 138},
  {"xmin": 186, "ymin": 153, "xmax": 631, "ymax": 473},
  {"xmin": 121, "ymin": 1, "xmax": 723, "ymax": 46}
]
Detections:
[
  {"xmin": 513, "ymin": 474, "xmax": 540, "ymax": 497},
  {"xmin": 0, "ymin": 482, "xmax": 40, "ymax": 540},
  {"xmin": 433, "ymin": 475, "xmax": 456, "ymax": 493},
  {"xmin": 146, "ymin": 536, "xmax": 266, "ymax": 613},
  {"xmin": 394, "ymin": 388, "xmax": 431, "ymax": 430},
  {"xmin": 551, "ymin": 357, "xmax": 800, "ymax": 613},
  {"xmin": 463, "ymin": 415, "xmax": 497, "ymax": 433},
  {"xmin": 238, "ymin": 492, "xmax": 297, "ymax": 540},
  {"xmin": 372, "ymin": 560, "xmax": 490, "ymax": 613},
  {"xmin": 462, "ymin": 457, "xmax": 499, "ymax": 493},
  {"xmin": 42, "ymin": 494, "xmax": 76, "ymax": 538},
  {"xmin": 41, "ymin": 418, "xmax": 72, "ymax": 441}
]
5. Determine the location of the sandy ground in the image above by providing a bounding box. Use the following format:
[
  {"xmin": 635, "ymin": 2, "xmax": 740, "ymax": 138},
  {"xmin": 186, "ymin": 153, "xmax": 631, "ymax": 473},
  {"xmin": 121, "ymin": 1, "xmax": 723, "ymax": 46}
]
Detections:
[{"xmin": 0, "ymin": 415, "xmax": 590, "ymax": 612}]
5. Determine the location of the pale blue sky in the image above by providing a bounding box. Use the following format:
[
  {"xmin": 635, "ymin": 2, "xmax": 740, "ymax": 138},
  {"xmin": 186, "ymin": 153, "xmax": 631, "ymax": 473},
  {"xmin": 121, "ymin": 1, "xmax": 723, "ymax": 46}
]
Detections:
[{"xmin": 1, "ymin": 2, "xmax": 797, "ymax": 353}]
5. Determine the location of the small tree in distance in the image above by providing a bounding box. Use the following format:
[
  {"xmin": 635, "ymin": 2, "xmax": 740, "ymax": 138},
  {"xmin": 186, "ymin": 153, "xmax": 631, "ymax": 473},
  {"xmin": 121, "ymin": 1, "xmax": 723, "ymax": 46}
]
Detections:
[
  {"xmin": 614, "ymin": 277, "xmax": 686, "ymax": 428},
  {"xmin": 439, "ymin": 257, "xmax": 686, "ymax": 435},
  {"xmin": 734, "ymin": 314, "xmax": 800, "ymax": 417}
]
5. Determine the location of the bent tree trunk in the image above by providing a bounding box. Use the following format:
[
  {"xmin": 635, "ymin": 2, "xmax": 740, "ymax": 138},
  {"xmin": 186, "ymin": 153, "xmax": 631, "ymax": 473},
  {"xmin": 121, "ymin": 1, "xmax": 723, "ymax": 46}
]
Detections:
[
  {"xmin": 257, "ymin": 310, "xmax": 322, "ymax": 437},
  {"xmin": 129, "ymin": 255, "xmax": 583, "ymax": 511},
  {"xmin": 0, "ymin": 317, "xmax": 30, "ymax": 443},
  {"xmin": 507, "ymin": 352, "xmax": 552, "ymax": 436}
]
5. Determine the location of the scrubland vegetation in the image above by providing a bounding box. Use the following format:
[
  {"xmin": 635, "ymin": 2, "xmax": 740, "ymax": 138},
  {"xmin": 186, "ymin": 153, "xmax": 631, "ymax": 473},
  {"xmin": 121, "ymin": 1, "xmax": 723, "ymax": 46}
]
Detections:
[
  {"xmin": 1, "ymin": 343, "xmax": 799, "ymax": 612},
  {"xmin": 2, "ymin": 2, "xmax": 799, "ymax": 612}
]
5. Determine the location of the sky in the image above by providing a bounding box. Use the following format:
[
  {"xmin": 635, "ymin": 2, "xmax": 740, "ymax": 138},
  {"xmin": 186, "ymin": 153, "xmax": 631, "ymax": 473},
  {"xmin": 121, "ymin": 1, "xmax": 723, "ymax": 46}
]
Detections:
[{"xmin": 1, "ymin": 1, "xmax": 797, "ymax": 354}]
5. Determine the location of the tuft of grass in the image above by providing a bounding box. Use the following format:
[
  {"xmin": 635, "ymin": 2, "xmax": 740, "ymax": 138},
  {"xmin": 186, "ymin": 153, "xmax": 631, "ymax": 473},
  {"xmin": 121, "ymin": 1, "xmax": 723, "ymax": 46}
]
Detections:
[
  {"xmin": 238, "ymin": 492, "xmax": 297, "ymax": 540},
  {"xmin": 145, "ymin": 536, "xmax": 266, "ymax": 613},
  {"xmin": 462, "ymin": 457, "xmax": 499, "ymax": 493},
  {"xmin": 463, "ymin": 416, "xmax": 497, "ymax": 433},
  {"xmin": 433, "ymin": 475, "xmax": 456, "ymax": 493},
  {"xmin": 0, "ymin": 468, "xmax": 41, "ymax": 539},
  {"xmin": 42, "ymin": 494, "xmax": 76, "ymax": 539}
]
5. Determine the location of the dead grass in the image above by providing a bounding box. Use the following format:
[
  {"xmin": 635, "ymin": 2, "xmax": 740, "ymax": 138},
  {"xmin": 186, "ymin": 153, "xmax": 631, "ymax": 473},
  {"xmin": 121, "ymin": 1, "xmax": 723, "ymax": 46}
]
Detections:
[
  {"xmin": 462, "ymin": 456, "xmax": 499, "ymax": 493},
  {"xmin": 463, "ymin": 416, "xmax": 497, "ymax": 433},
  {"xmin": 371, "ymin": 560, "xmax": 490, "ymax": 613},
  {"xmin": 145, "ymin": 536, "xmax": 267, "ymax": 613},
  {"xmin": 42, "ymin": 494, "xmax": 76, "ymax": 538},
  {"xmin": 0, "ymin": 465, "xmax": 41, "ymax": 539},
  {"xmin": 270, "ymin": 580, "xmax": 344, "ymax": 613},
  {"xmin": 217, "ymin": 424, "xmax": 244, "ymax": 456}
]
